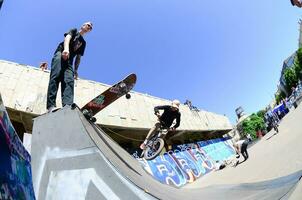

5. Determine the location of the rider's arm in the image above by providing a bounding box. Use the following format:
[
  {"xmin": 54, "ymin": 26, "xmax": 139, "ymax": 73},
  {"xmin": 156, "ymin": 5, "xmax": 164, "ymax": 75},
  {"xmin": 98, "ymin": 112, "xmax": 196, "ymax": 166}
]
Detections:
[
  {"xmin": 154, "ymin": 105, "xmax": 169, "ymax": 114},
  {"xmin": 172, "ymin": 112, "xmax": 181, "ymax": 129}
]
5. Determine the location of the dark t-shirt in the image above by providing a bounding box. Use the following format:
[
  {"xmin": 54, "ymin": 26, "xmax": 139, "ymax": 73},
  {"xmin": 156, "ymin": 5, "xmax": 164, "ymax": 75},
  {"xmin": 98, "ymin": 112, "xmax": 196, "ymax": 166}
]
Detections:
[
  {"xmin": 55, "ymin": 28, "xmax": 86, "ymax": 62},
  {"xmin": 154, "ymin": 105, "xmax": 181, "ymax": 128}
]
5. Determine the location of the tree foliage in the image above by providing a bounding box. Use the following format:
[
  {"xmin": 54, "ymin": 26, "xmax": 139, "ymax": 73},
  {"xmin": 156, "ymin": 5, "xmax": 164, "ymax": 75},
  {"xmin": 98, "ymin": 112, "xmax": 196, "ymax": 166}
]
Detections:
[
  {"xmin": 275, "ymin": 91, "xmax": 286, "ymax": 105},
  {"xmin": 294, "ymin": 48, "xmax": 302, "ymax": 80},
  {"xmin": 284, "ymin": 67, "xmax": 298, "ymax": 93},
  {"xmin": 241, "ymin": 113, "xmax": 265, "ymax": 139},
  {"xmin": 256, "ymin": 110, "xmax": 265, "ymax": 119}
]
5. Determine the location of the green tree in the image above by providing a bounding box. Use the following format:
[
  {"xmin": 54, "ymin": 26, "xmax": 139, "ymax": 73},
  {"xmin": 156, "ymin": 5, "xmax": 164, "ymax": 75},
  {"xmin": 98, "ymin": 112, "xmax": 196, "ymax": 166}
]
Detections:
[
  {"xmin": 284, "ymin": 68, "xmax": 298, "ymax": 93},
  {"xmin": 275, "ymin": 91, "xmax": 286, "ymax": 105},
  {"xmin": 294, "ymin": 48, "xmax": 302, "ymax": 80},
  {"xmin": 241, "ymin": 113, "xmax": 265, "ymax": 139},
  {"xmin": 256, "ymin": 110, "xmax": 265, "ymax": 119}
]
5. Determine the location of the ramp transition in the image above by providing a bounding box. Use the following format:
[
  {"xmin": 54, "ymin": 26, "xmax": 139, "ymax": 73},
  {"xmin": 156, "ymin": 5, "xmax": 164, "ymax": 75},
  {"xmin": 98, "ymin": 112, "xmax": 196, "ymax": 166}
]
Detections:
[{"xmin": 31, "ymin": 106, "xmax": 302, "ymax": 200}]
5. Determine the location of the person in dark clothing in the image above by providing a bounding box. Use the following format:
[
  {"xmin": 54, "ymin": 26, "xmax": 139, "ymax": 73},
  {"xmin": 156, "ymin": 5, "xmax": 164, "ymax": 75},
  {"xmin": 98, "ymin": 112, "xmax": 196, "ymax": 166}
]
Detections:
[
  {"xmin": 234, "ymin": 139, "xmax": 249, "ymax": 161},
  {"xmin": 45, "ymin": 22, "xmax": 93, "ymax": 112},
  {"xmin": 140, "ymin": 100, "xmax": 181, "ymax": 150}
]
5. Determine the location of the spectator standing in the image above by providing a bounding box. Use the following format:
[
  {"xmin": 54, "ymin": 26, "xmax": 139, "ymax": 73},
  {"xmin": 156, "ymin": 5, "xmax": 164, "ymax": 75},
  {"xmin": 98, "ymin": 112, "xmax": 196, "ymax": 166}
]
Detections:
[{"xmin": 46, "ymin": 22, "xmax": 93, "ymax": 112}]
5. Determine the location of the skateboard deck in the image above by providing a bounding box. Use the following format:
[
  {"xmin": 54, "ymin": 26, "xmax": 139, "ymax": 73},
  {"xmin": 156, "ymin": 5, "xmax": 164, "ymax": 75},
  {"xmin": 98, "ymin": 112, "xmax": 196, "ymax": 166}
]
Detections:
[{"xmin": 81, "ymin": 73, "xmax": 136, "ymax": 118}]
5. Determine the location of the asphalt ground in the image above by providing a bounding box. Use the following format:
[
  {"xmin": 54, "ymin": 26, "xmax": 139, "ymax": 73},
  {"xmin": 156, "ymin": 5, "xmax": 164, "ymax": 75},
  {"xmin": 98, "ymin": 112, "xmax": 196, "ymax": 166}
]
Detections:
[{"xmin": 184, "ymin": 104, "xmax": 302, "ymax": 197}]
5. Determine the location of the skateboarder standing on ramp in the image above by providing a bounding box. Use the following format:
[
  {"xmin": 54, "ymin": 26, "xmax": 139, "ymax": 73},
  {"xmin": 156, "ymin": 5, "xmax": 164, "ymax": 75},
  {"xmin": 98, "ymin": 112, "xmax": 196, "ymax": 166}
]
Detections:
[
  {"xmin": 234, "ymin": 139, "xmax": 249, "ymax": 162},
  {"xmin": 45, "ymin": 22, "xmax": 93, "ymax": 112},
  {"xmin": 140, "ymin": 100, "xmax": 181, "ymax": 150}
]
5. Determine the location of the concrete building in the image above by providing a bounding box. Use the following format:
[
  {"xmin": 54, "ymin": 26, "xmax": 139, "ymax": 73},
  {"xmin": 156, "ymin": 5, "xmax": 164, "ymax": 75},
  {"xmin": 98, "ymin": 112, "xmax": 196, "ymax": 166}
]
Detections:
[
  {"xmin": 0, "ymin": 60, "xmax": 232, "ymax": 150},
  {"xmin": 277, "ymin": 19, "xmax": 302, "ymax": 96},
  {"xmin": 278, "ymin": 53, "xmax": 296, "ymax": 96}
]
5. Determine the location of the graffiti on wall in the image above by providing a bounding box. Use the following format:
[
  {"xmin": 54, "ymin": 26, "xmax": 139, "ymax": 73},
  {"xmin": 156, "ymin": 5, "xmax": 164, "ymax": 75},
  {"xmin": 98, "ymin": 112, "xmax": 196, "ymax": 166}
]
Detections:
[
  {"xmin": 134, "ymin": 138, "xmax": 235, "ymax": 187},
  {"xmin": 0, "ymin": 94, "xmax": 36, "ymax": 200}
]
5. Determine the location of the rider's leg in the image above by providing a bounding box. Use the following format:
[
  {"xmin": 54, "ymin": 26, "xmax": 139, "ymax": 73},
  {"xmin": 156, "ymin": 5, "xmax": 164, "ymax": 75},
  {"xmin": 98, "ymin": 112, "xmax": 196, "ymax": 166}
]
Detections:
[
  {"xmin": 146, "ymin": 121, "xmax": 161, "ymax": 141},
  {"xmin": 163, "ymin": 132, "xmax": 173, "ymax": 151},
  {"xmin": 140, "ymin": 121, "xmax": 161, "ymax": 149}
]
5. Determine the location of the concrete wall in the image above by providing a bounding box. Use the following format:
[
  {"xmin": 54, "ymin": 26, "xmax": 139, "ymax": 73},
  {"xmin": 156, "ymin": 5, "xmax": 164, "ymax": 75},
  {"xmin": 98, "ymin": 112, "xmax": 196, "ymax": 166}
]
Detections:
[
  {"xmin": 0, "ymin": 60, "xmax": 232, "ymax": 131},
  {"xmin": 135, "ymin": 138, "xmax": 236, "ymax": 187}
]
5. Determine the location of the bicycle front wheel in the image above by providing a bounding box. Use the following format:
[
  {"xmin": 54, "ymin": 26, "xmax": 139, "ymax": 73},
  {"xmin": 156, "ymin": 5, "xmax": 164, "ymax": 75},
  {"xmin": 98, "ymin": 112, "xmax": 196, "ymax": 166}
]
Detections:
[{"xmin": 144, "ymin": 138, "xmax": 165, "ymax": 160}]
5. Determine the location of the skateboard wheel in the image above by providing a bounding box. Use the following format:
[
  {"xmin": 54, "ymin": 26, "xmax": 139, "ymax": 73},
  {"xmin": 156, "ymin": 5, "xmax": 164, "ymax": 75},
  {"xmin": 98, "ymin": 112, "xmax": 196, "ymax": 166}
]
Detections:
[
  {"xmin": 71, "ymin": 103, "xmax": 77, "ymax": 109},
  {"xmin": 90, "ymin": 117, "xmax": 96, "ymax": 123},
  {"xmin": 82, "ymin": 109, "xmax": 92, "ymax": 120},
  {"xmin": 119, "ymin": 82, "xmax": 126, "ymax": 88},
  {"xmin": 82, "ymin": 109, "xmax": 89, "ymax": 115},
  {"xmin": 126, "ymin": 93, "xmax": 131, "ymax": 99}
]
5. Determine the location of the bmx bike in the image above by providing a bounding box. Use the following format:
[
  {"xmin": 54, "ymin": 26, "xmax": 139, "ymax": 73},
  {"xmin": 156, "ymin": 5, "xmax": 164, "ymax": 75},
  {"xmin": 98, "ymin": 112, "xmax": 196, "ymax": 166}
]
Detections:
[{"xmin": 140, "ymin": 124, "xmax": 169, "ymax": 160}]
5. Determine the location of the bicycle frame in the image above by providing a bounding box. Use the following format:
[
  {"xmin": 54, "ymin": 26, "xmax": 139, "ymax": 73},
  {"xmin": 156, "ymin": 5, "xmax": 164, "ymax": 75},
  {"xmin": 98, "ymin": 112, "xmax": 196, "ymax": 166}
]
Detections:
[{"xmin": 157, "ymin": 127, "xmax": 169, "ymax": 138}]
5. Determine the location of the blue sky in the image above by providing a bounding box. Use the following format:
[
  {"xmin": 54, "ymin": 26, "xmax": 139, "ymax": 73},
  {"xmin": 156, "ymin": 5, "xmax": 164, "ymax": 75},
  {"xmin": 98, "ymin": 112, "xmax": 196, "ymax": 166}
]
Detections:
[{"xmin": 0, "ymin": 1, "xmax": 301, "ymax": 124}]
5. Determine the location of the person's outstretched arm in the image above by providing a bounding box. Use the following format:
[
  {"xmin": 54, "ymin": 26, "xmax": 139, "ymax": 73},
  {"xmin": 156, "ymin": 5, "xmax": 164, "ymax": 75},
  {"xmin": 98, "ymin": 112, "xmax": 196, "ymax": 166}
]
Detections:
[{"xmin": 62, "ymin": 34, "xmax": 72, "ymax": 60}]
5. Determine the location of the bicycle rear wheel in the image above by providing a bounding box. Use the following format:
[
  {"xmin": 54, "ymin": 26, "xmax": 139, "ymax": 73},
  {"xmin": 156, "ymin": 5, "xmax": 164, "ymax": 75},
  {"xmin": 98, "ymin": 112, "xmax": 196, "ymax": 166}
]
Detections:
[{"xmin": 144, "ymin": 138, "xmax": 164, "ymax": 160}]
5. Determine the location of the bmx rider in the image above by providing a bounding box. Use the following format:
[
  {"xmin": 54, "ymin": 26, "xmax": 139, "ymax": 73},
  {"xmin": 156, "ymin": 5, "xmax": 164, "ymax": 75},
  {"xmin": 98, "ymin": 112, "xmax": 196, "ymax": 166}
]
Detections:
[{"xmin": 140, "ymin": 100, "xmax": 181, "ymax": 150}]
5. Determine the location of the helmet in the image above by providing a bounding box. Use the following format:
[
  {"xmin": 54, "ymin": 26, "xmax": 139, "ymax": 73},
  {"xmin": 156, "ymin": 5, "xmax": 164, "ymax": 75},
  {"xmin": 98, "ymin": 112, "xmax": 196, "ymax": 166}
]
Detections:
[{"xmin": 171, "ymin": 99, "xmax": 180, "ymax": 109}]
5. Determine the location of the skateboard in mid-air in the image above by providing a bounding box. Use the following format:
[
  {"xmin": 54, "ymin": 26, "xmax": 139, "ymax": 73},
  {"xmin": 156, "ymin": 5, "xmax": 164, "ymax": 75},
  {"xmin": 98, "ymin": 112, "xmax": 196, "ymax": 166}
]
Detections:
[{"xmin": 73, "ymin": 73, "xmax": 137, "ymax": 122}]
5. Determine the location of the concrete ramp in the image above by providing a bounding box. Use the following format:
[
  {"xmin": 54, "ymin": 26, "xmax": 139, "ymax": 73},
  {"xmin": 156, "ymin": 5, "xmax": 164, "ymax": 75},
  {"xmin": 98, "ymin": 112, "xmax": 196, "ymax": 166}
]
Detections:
[{"xmin": 31, "ymin": 106, "xmax": 302, "ymax": 200}]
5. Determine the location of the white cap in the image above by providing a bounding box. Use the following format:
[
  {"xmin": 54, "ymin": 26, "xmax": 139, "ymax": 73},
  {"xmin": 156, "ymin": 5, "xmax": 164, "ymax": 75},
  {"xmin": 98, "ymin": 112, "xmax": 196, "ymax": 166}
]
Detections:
[
  {"xmin": 83, "ymin": 21, "xmax": 93, "ymax": 29},
  {"xmin": 171, "ymin": 99, "xmax": 180, "ymax": 109}
]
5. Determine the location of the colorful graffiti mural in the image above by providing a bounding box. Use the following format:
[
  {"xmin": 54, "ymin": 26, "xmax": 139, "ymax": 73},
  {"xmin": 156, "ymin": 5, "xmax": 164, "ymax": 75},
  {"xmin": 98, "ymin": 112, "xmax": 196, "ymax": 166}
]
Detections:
[
  {"xmin": 135, "ymin": 138, "xmax": 236, "ymax": 187},
  {"xmin": 0, "ymin": 94, "xmax": 35, "ymax": 200}
]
